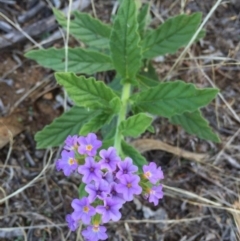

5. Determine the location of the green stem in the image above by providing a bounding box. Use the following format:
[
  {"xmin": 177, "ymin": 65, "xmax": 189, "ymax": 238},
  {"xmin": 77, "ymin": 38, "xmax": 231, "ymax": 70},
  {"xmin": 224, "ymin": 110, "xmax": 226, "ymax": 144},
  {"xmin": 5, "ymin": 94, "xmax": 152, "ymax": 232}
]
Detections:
[{"xmin": 114, "ymin": 83, "xmax": 131, "ymax": 155}]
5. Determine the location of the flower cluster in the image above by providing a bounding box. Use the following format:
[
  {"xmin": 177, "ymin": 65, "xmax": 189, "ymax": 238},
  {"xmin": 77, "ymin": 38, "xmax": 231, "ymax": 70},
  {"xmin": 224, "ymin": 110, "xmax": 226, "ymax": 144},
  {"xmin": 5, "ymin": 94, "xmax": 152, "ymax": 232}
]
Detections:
[{"xmin": 56, "ymin": 133, "xmax": 164, "ymax": 241}]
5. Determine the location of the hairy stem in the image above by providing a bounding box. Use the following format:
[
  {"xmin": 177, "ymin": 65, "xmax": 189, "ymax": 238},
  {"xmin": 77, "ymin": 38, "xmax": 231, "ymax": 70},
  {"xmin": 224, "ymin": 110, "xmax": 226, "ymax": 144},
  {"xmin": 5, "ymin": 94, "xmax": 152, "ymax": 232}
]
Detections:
[{"xmin": 114, "ymin": 83, "xmax": 131, "ymax": 155}]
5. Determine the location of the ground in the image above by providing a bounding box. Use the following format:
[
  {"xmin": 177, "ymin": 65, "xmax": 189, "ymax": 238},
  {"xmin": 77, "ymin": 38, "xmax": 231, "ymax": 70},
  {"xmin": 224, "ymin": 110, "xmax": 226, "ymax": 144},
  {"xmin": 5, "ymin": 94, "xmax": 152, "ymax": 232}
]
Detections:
[{"xmin": 0, "ymin": 0, "xmax": 240, "ymax": 240}]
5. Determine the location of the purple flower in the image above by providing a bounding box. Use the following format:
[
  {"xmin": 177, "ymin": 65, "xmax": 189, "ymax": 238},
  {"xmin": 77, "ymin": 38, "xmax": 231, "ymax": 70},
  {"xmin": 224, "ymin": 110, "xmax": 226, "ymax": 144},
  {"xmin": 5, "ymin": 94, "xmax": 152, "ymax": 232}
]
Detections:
[
  {"xmin": 109, "ymin": 183, "xmax": 125, "ymax": 204},
  {"xmin": 116, "ymin": 175, "xmax": 142, "ymax": 201},
  {"xmin": 148, "ymin": 185, "xmax": 164, "ymax": 206},
  {"xmin": 116, "ymin": 157, "xmax": 138, "ymax": 179},
  {"xmin": 82, "ymin": 225, "xmax": 108, "ymax": 241},
  {"xmin": 99, "ymin": 147, "xmax": 120, "ymax": 171},
  {"xmin": 85, "ymin": 180, "xmax": 109, "ymax": 203},
  {"xmin": 78, "ymin": 157, "xmax": 102, "ymax": 183},
  {"xmin": 102, "ymin": 172, "xmax": 114, "ymax": 184},
  {"xmin": 96, "ymin": 197, "xmax": 122, "ymax": 223},
  {"xmin": 78, "ymin": 133, "xmax": 102, "ymax": 156},
  {"xmin": 66, "ymin": 214, "xmax": 79, "ymax": 231},
  {"xmin": 71, "ymin": 197, "xmax": 96, "ymax": 224},
  {"xmin": 56, "ymin": 150, "xmax": 78, "ymax": 176},
  {"xmin": 143, "ymin": 162, "xmax": 164, "ymax": 184},
  {"xmin": 64, "ymin": 135, "xmax": 79, "ymax": 151}
]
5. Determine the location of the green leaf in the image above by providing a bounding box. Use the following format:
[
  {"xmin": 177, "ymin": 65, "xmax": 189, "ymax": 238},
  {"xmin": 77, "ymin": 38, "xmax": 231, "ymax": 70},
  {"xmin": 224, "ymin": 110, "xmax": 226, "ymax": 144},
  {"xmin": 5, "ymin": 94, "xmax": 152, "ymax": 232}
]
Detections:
[
  {"xmin": 101, "ymin": 116, "xmax": 118, "ymax": 140},
  {"xmin": 121, "ymin": 140, "xmax": 147, "ymax": 171},
  {"xmin": 142, "ymin": 13, "xmax": 202, "ymax": 59},
  {"xmin": 80, "ymin": 111, "xmax": 114, "ymax": 135},
  {"xmin": 147, "ymin": 125, "xmax": 155, "ymax": 133},
  {"xmin": 110, "ymin": 0, "xmax": 142, "ymax": 83},
  {"xmin": 25, "ymin": 48, "xmax": 113, "ymax": 74},
  {"xmin": 131, "ymin": 81, "xmax": 219, "ymax": 118},
  {"xmin": 55, "ymin": 72, "xmax": 120, "ymax": 110},
  {"xmin": 108, "ymin": 74, "xmax": 122, "ymax": 94},
  {"xmin": 141, "ymin": 61, "xmax": 159, "ymax": 81},
  {"xmin": 109, "ymin": 97, "xmax": 122, "ymax": 113},
  {"xmin": 137, "ymin": 74, "xmax": 159, "ymax": 89},
  {"xmin": 35, "ymin": 106, "xmax": 97, "ymax": 149},
  {"xmin": 138, "ymin": 3, "xmax": 150, "ymax": 38},
  {"xmin": 78, "ymin": 183, "xmax": 87, "ymax": 198},
  {"xmin": 102, "ymin": 139, "xmax": 114, "ymax": 150},
  {"xmin": 119, "ymin": 113, "xmax": 153, "ymax": 137},
  {"xmin": 53, "ymin": 8, "xmax": 111, "ymax": 48},
  {"xmin": 170, "ymin": 110, "xmax": 220, "ymax": 143}
]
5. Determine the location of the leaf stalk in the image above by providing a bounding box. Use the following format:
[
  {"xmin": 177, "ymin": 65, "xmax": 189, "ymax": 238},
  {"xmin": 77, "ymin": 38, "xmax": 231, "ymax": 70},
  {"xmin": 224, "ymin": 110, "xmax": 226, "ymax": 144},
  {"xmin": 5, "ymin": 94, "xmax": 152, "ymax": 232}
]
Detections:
[{"xmin": 114, "ymin": 82, "xmax": 131, "ymax": 155}]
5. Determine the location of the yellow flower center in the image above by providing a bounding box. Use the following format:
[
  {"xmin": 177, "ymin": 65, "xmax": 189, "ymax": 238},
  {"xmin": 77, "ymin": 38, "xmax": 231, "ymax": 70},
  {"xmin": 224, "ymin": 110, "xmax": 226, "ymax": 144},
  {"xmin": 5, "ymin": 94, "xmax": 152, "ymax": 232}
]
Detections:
[
  {"xmin": 149, "ymin": 189, "xmax": 155, "ymax": 195},
  {"xmin": 92, "ymin": 225, "xmax": 100, "ymax": 232},
  {"xmin": 83, "ymin": 206, "xmax": 89, "ymax": 213},
  {"xmin": 86, "ymin": 145, "xmax": 93, "ymax": 151},
  {"xmin": 127, "ymin": 183, "xmax": 132, "ymax": 188},
  {"xmin": 144, "ymin": 171, "xmax": 152, "ymax": 179},
  {"xmin": 68, "ymin": 158, "xmax": 75, "ymax": 165}
]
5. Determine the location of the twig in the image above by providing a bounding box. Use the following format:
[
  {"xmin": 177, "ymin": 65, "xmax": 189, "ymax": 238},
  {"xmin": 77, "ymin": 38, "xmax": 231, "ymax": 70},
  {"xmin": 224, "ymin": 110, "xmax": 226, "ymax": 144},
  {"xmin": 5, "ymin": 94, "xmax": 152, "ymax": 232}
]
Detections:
[
  {"xmin": 0, "ymin": 0, "xmax": 90, "ymax": 49},
  {"xmin": 18, "ymin": 2, "xmax": 46, "ymax": 23},
  {"xmin": 0, "ymin": 20, "xmax": 12, "ymax": 32},
  {"xmin": 131, "ymin": 138, "xmax": 207, "ymax": 162}
]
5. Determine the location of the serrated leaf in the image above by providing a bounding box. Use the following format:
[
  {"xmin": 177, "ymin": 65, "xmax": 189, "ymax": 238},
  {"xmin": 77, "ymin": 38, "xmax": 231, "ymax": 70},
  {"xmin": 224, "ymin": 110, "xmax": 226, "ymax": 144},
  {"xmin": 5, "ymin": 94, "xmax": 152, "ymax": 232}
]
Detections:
[
  {"xmin": 25, "ymin": 48, "xmax": 113, "ymax": 74},
  {"xmin": 35, "ymin": 106, "xmax": 98, "ymax": 149},
  {"xmin": 137, "ymin": 74, "xmax": 159, "ymax": 89},
  {"xmin": 109, "ymin": 97, "xmax": 122, "ymax": 113},
  {"xmin": 53, "ymin": 8, "xmax": 111, "ymax": 48},
  {"xmin": 55, "ymin": 72, "xmax": 120, "ymax": 110},
  {"xmin": 141, "ymin": 61, "xmax": 159, "ymax": 81},
  {"xmin": 80, "ymin": 111, "xmax": 114, "ymax": 135},
  {"xmin": 121, "ymin": 140, "xmax": 147, "ymax": 171},
  {"xmin": 131, "ymin": 81, "xmax": 219, "ymax": 118},
  {"xmin": 147, "ymin": 125, "xmax": 155, "ymax": 133},
  {"xmin": 79, "ymin": 183, "xmax": 87, "ymax": 198},
  {"xmin": 110, "ymin": 0, "xmax": 142, "ymax": 82},
  {"xmin": 119, "ymin": 113, "xmax": 153, "ymax": 137},
  {"xmin": 138, "ymin": 3, "xmax": 150, "ymax": 38},
  {"xmin": 170, "ymin": 110, "xmax": 220, "ymax": 142},
  {"xmin": 108, "ymin": 74, "xmax": 122, "ymax": 95},
  {"xmin": 101, "ymin": 116, "xmax": 118, "ymax": 140},
  {"xmin": 142, "ymin": 13, "xmax": 202, "ymax": 59}
]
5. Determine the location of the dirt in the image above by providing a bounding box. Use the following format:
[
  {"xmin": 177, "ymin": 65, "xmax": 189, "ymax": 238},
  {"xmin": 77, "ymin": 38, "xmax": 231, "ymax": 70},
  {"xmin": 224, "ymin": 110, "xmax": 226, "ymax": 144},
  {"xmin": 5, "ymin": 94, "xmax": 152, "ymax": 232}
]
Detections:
[{"xmin": 0, "ymin": 0, "xmax": 240, "ymax": 241}]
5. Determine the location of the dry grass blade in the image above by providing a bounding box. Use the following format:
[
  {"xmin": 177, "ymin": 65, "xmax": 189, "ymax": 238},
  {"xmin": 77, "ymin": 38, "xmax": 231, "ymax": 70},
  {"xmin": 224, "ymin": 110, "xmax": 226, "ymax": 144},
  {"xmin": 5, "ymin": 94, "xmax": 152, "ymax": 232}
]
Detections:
[
  {"xmin": 124, "ymin": 222, "xmax": 133, "ymax": 241},
  {"xmin": 117, "ymin": 216, "xmax": 211, "ymax": 224},
  {"xmin": 164, "ymin": 0, "xmax": 223, "ymax": 80},
  {"xmin": 0, "ymin": 149, "xmax": 53, "ymax": 204},
  {"xmin": 0, "ymin": 12, "xmax": 42, "ymax": 48},
  {"xmin": 1, "ymin": 223, "xmax": 67, "ymax": 231},
  {"xmin": 163, "ymin": 184, "xmax": 222, "ymax": 206},
  {"xmin": 231, "ymin": 201, "xmax": 240, "ymax": 240}
]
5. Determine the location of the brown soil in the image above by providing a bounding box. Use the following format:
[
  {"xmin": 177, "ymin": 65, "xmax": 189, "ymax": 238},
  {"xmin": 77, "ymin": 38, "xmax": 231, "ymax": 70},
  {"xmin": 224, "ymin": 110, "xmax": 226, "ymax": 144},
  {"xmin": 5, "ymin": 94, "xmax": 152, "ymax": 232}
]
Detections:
[{"xmin": 0, "ymin": 0, "xmax": 240, "ymax": 241}]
